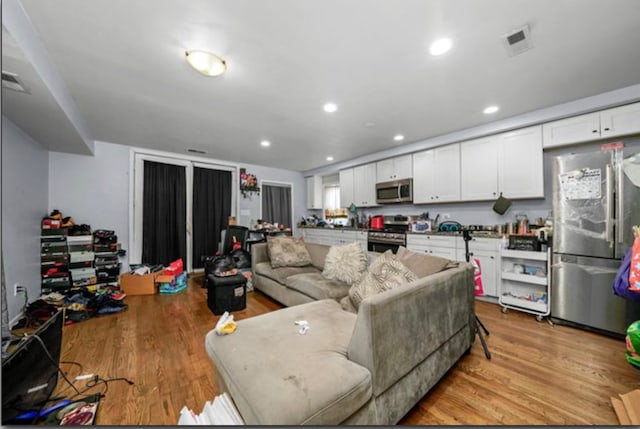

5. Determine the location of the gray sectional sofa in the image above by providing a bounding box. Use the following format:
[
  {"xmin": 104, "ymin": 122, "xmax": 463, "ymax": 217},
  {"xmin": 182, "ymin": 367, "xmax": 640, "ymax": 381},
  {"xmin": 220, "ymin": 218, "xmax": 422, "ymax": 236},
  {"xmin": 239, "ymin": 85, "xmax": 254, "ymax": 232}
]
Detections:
[
  {"xmin": 250, "ymin": 241, "xmax": 354, "ymax": 306},
  {"xmin": 205, "ymin": 241, "xmax": 476, "ymax": 425}
]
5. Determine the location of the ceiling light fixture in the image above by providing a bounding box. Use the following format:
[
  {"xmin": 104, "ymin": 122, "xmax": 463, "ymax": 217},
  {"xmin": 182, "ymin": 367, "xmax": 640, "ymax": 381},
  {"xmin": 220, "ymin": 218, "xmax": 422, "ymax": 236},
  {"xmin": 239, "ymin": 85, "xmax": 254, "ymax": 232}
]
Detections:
[
  {"xmin": 185, "ymin": 50, "xmax": 227, "ymax": 76},
  {"xmin": 326, "ymin": 156, "xmax": 334, "ymax": 161},
  {"xmin": 483, "ymin": 105, "xmax": 500, "ymax": 114},
  {"xmin": 393, "ymin": 134, "xmax": 405, "ymax": 142},
  {"xmin": 260, "ymin": 140, "xmax": 271, "ymax": 147},
  {"xmin": 323, "ymin": 103, "xmax": 338, "ymax": 113},
  {"xmin": 429, "ymin": 38, "xmax": 452, "ymax": 56}
]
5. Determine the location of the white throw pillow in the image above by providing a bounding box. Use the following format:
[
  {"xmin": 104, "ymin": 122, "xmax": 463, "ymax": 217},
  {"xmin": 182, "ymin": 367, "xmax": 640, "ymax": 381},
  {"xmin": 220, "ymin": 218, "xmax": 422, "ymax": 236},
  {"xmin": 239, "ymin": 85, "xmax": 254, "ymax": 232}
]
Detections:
[{"xmin": 322, "ymin": 241, "xmax": 367, "ymax": 285}]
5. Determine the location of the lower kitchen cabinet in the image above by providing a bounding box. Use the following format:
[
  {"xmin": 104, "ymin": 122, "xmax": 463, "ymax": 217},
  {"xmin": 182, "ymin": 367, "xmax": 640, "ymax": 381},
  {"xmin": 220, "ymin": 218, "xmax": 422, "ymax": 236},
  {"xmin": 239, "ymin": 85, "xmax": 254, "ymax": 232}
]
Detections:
[
  {"xmin": 301, "ymin": 228, "xmax": 362, "ymax": 247},
  {"xmin": 406, "ymin": 235, "xmax": 458, "ymax": 262}
]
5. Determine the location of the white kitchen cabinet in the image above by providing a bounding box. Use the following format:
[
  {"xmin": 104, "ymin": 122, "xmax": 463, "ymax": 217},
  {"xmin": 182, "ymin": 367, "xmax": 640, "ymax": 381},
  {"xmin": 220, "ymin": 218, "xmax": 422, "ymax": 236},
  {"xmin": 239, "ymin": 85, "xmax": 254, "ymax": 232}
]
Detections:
[
  {"xmin": 376, "ymin": 154, "xmax": 412, "ymax": 182},
  {"xmin": 306, "ymin": 175, "xmax": 323, "ymax": 209},
  {"xmin": 460, "ymin": 137, "xmax": 500, "ymax": 201},
  {"xmin": 353, "ymin": 163, "xmax": 378, "ymax": 207},
  {"xmin": 542, "ymin": 102, "xmax": 640, "ymax": 149},
  {"xmin": 599, "ymin": 102, "xmax": 640, "ymax": 139},
  {"xmin": 461, "ymin": 126, "xmax": 544, "ymax": 201},
  {"xmin": 498, "ymin": 126, "xmax": 544, "ymax": 199},
  {"xmin": 542, "ymin": 112, "xmax": 601, "ymax": 148},
  {"xmin": 339, "ymin": 168, "xmax": 355, "ymax": 208},
  {"xmin": 300, "ymin": 228, "xmax": 359, "ymax": 247},
  {"xmin": 413, "ymin": 144, "xmax": 461, "ymax": 204},
  {"xmin": 456, "ymin": 236, "xmax": 501, "ymax": 298},
  {"xmin": 406, "ymin": 234, "xmax": 458, "ymax": 260}
]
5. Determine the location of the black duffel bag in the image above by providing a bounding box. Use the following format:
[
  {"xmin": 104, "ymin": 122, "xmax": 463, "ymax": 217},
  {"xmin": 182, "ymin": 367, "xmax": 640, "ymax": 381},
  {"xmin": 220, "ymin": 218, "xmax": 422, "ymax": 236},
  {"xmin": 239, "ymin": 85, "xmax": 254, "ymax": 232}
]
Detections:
[
  {"xmin": 230, "ymin": 248, "xmax": 251, "ymax": 269},
  {"xmin": 204, "ymin": 255, "xmax": 238, "ymax": 277}
]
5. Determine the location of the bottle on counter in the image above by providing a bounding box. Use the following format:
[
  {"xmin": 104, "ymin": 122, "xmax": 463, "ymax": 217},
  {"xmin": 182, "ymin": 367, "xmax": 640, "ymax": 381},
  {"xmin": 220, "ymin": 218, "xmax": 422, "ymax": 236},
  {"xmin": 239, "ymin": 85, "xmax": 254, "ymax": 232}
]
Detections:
[{"xmin": 501, "ymin": 235, "xmax": 509, "ymax": 250}]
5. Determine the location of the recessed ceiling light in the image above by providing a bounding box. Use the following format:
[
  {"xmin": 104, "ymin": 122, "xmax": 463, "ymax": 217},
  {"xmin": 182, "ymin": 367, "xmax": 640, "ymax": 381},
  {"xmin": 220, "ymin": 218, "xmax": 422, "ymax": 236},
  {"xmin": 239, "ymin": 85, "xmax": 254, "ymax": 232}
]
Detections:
[
  {"xmin": 429, "ymin": 38, "xmax": 452, "ymax": 56},
  {"xmin": 326, "ymin": 156, "xmax": 334, "ymax": 161},
  {"xmin": 393, "ymin": 134, "xmax": 405, "ymax": 142},
  {"xmin": 323, "ymin": 103, "xmax": 338, "ymax": 113},
  {"xmin": 483, "ymin": 105, "xmax": 500, "ymax": 114},
  {"xmin": 185, "ymin": 50, "xmax": 227, "ymax": 76},
  {"xmin": 260, "ymin": 140, "xmax": 271, "ymax": 147}
]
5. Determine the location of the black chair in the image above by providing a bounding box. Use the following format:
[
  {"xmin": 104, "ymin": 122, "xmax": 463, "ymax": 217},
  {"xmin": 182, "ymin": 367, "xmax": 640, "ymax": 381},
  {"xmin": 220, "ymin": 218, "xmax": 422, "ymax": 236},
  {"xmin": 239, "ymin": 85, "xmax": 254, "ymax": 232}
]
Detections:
[{"xmin": 220, "ymin": 225, "xmax": 249, "ymax": 255}]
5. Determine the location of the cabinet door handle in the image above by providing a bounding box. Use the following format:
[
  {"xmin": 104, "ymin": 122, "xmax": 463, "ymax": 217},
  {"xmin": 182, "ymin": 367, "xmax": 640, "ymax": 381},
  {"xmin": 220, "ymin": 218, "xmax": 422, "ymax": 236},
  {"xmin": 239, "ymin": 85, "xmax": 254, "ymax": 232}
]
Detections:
[
  {"xmin": 603, "ymin": 127, "xmax": 610, "ymax": 131},
  {"xmin": 490, "ymin": 256, "xmax": 494, "ymax": 259},
  {"xmin": 592, "ymin": 129, "xmax": 598, "ymax": 133}
]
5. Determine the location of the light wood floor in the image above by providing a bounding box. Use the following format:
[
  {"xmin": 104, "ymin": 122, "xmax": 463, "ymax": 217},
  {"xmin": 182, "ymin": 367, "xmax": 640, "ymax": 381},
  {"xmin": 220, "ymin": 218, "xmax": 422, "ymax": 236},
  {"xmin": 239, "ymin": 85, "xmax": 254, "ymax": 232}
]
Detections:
[{"xmin": 53, "ymin": 276, "xmax": 638, "ymax": 425}]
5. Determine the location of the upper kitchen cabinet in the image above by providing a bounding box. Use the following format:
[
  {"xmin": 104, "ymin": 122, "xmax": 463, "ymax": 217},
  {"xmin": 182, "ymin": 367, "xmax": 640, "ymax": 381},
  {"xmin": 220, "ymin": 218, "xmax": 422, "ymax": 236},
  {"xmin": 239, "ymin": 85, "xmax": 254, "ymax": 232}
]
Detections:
[
  {"xmin": 460, "ymin": 136, "xmax": 500, "ymax": 201},
  {"xmin": 306, "ymin": 175, "xmax": 323, "ymax": 209},
  {"xmin": 461, "ymin": 126, "xmax": 544, "ymax": 201},
  {"xmin": 599, "ymin": 102, "xmax": 640, "ymax": 139},
  {"xmin": 543, "ymin": 102, "xmax": 640, "ymax": 149},
  {"xmin": 376, "ymin": 154, "xmax": 412, "ymax": 182},
  {"xmin": 339, "ymin": 168, "xmax": 355, "ymax": 208},
  {"xmin": 498, "ymin": 126, "xmax": 544, "ymax": 199},
  {"xmin": 413, "ymin": 144, "xmax": 461, "ymax": 204},
  {"xmin": 353, "ymin": 163, "xmax": 378, "ymax": 207}
]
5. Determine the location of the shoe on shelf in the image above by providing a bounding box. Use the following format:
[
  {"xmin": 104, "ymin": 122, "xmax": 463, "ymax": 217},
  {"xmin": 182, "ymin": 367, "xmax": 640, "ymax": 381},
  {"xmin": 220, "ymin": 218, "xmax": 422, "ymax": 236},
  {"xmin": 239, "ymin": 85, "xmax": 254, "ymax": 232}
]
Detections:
[
  {"xmin": 48, "ymin": 209, "xmax": 63, "ymax": 220},
  {"xmin": 61, "ymin": 216, "xmax": 74, "ymax": 228}
]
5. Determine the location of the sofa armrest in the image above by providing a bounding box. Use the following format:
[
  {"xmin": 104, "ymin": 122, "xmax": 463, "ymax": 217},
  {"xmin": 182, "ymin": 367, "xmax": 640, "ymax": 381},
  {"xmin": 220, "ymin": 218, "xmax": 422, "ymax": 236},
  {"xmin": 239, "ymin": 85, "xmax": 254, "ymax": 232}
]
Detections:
[
  {"xmin": 251, "ymin": 242, "xmax": 269, "ymax": 273},
  {"xmin": 347, "ymin": 263, "xmax": 475, "ymax": 396}
]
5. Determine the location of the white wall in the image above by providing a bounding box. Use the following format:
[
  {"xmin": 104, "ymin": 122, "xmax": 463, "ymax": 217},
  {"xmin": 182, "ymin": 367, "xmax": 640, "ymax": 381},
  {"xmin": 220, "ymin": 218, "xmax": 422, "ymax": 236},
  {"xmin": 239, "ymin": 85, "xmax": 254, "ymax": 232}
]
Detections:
[
  {"xmin": 49, "ymin": 142, "xmax": 307, "ymax": 270},
  {"xmin": 2, "ymin": 115, "xmax": 50, "ymax": 323},
  {"xmin": 49, "ymin": 140, "xmax": 130, "ymax": 268}
]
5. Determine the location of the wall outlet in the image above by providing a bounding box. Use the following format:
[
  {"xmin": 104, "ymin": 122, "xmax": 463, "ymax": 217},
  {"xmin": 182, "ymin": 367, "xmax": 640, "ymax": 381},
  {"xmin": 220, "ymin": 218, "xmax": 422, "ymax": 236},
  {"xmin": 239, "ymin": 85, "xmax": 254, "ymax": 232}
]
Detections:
[
  {"xmin": 442, "ymin": 213, "xmax": 451, "ymax": 220},
  {"xmin": 13, "ymin": 284, "xmax": 19, "ymax": 296}
]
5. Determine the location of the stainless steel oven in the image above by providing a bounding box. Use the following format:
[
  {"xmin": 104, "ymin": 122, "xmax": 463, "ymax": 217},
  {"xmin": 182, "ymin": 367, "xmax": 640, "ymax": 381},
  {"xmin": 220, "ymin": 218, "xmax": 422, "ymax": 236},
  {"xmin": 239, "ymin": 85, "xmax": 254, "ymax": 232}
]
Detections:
[
  {"xmin": 367, "ymin": 215, "xmax": 410, "ymax": 253},
  {"xmin": 367, "ymin": 231, "xmax": 406, "ymax": 253}
]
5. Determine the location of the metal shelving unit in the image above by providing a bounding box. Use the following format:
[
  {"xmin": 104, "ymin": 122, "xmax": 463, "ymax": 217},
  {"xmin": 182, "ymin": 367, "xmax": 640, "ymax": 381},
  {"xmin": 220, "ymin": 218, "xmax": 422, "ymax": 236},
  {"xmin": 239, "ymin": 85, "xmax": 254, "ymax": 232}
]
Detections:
[{"xmin": 499, "ymin": 247, "xmax": 551, "ymax": 321}]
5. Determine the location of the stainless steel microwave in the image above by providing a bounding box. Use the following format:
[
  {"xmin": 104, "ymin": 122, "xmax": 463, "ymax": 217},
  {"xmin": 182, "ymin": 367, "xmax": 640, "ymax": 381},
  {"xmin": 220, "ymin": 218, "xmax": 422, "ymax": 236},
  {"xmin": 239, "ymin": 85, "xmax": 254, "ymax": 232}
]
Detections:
[{"xmin": 376, "ymin": 178, "xmax": 413, "ymax": 204}]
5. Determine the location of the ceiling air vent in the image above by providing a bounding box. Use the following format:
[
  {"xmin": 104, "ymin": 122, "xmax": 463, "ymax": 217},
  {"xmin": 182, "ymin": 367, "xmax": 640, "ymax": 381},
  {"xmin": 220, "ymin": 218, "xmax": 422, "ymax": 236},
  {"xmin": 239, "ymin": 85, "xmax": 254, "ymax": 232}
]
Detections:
[
  {"xmin": 1, "ymin": 71, "xmax": 29, "ymax": 93},
  {"xmin": 501, "ymin": 24, "xmax": 532, "ymax": 57}
]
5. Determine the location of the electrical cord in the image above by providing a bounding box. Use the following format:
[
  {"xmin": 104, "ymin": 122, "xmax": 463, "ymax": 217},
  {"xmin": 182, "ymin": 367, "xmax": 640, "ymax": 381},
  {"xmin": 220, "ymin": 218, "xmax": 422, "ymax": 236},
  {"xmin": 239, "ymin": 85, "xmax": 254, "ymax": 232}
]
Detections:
[
  {"xmin": 29, "ymin": 334, "xmax": 82, "ymax": 396},
  {"xmin": 69, "ymin": 375, "xmax": 134, "ymax": 400}
]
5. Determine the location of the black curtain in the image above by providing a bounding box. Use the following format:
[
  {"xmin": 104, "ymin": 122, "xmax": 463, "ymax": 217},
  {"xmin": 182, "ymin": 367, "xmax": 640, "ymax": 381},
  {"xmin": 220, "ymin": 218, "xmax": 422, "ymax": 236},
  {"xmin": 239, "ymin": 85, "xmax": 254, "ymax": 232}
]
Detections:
[
  {"xmin": 192, "ymin": 167, "xmax": 232, "ymax": 268},
  {"xmin": 142, "ymin": 161, "xmax": 187, "ymax": 266},
  {"xmin": 262, "ymin": 184, "xmax": 292, "ymax": 228}
]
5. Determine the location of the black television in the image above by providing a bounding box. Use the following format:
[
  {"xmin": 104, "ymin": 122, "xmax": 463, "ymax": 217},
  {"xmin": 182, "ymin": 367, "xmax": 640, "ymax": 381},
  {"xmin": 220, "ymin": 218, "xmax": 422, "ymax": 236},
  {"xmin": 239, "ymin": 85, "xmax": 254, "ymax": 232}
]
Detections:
[{"xmin": 2, "ymin": 310, "xmax": 63, "ymax": 424}]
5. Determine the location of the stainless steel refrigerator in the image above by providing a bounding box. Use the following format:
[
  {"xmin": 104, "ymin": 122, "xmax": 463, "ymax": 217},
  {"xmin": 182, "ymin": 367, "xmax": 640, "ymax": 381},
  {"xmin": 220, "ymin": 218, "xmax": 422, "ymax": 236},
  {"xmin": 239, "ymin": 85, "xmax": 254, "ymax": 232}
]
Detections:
[{"xmin": 552, "ymin": 146, "xmax": 640, "ymax": 336}]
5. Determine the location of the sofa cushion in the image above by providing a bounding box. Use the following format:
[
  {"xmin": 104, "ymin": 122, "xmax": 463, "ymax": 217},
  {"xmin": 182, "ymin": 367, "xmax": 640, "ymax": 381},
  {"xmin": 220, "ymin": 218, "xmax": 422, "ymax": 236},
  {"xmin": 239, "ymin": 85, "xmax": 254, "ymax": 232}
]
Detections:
[
  {"xmin": 396, "ymin": 246, "xmax": 458, "ymax": 278},
  {"xmin": 322, "ymin": 242, "xmax": 367, "ymax": 285},
  {"xmin": 205, "ymin": 299, "xmax": 372, "ymax": 425},
  {"xmin": 267, "ymin": 236, "xmax": 312, "ymax": 268},
  {"xmin": 255, "ymin": 261, "xmax": 319, "ymax": 284},
  {"xmin": 348, "ymin": 250, "xmax": 417, "ymax": 310},
  {"xmin": 286, "ymin": 272, "xmax": 351, "ymax": 301}
]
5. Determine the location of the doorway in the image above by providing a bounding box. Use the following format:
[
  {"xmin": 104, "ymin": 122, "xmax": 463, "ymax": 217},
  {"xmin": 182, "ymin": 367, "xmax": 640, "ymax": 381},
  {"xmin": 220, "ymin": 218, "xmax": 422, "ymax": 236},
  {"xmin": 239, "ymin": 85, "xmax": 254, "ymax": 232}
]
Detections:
[
  {"xmin": 131, "ymin": 152, "xmax": 236, "ymax": 271},
  {"xmin": 261, "ymin": 181, "xmax": 293, "ymax": 229}
]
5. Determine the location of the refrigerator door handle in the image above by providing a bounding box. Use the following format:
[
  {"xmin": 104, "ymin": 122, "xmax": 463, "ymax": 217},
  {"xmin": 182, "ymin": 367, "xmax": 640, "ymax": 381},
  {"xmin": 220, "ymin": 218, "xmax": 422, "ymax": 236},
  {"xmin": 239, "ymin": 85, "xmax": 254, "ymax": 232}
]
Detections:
[
  {"xmin": 606, "ymin": 164, "xmax": 614, "ymax": 245},
  {"xmin": 617, "ymin": 162, "xmax": 625, "ymax": 243}
]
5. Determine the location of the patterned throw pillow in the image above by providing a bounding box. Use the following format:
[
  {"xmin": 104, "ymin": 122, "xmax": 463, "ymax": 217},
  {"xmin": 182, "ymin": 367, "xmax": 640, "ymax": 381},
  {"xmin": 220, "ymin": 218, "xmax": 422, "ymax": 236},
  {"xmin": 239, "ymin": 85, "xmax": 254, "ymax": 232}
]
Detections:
[
  {"xmin": 322, "ymin": 242, "xmax": 367, "ymax": 285},
  {"xmin": 267, "ymin": 236, "xmax": 312, "ymax": 268},
  {"xmin": 348, "ymin": 250, "xmax": 417, "ymax": 310}
]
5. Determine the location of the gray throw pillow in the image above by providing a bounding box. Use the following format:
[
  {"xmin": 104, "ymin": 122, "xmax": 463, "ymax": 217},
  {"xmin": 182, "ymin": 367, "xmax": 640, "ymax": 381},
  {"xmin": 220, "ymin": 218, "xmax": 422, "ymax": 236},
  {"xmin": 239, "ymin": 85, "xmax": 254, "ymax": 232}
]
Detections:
[
  {"xmin": 348, "ymin": 250, "xmax": 417, "ymax": 310},
  {"xmin": 267, "ymin": 236, "xmax": 312, "ymax": 268},
  {"xmin": 322, "ymin": 242, "xmax": 367, "ymax": 285},
  {"xmin": 396, "ymin": 246, "xmax": 457, "ymax": 278}
]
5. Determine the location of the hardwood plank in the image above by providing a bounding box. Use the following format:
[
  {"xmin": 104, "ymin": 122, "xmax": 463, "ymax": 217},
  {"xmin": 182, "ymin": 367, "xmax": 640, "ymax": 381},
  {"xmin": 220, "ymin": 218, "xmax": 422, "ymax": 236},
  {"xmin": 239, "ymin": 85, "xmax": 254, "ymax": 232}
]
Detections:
[{"xmin": 51, "ymin": 279, "xmax": 638, "ymax": 425}]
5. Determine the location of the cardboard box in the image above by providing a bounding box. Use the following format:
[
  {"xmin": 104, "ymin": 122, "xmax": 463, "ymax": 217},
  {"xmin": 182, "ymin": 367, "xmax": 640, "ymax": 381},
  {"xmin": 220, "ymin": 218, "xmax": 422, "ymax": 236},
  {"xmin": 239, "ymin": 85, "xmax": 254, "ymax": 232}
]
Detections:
[{"xmin": 120, "ymin": 272, "xmax": 160, "ymax": 295}]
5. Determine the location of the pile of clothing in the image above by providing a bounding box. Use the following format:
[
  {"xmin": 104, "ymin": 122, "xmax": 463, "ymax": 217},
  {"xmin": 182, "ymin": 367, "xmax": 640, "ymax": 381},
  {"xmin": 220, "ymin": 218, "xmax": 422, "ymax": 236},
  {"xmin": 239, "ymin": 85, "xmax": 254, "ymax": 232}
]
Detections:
[{"xmin": 39, "ymin": 288, "xmax": 127, "ymax": 324}]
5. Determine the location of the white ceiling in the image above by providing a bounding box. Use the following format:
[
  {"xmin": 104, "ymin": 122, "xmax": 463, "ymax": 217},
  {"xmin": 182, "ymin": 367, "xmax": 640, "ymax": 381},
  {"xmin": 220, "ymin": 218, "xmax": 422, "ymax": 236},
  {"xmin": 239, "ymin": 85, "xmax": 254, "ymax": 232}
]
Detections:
[{"xmin": 3, "ymin": 0, "xmax": 640, "ymax": 171}]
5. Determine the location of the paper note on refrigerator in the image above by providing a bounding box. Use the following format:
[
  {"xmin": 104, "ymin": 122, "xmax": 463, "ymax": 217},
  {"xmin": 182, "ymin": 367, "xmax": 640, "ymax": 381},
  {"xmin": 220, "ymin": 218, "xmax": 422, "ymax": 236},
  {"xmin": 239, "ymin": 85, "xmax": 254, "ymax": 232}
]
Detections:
[{"xmin": 558, "ymin": 168, "xmax": 601, "ymax": 200}]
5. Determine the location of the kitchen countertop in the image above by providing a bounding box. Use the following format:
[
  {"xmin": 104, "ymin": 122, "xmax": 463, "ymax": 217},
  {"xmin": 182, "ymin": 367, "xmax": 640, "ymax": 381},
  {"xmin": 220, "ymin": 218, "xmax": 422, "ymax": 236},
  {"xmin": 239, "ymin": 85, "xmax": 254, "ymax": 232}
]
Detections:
[{"xmin": 299, "ymin": 226, "xmax": 502, "ymax": 239}]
